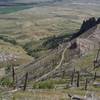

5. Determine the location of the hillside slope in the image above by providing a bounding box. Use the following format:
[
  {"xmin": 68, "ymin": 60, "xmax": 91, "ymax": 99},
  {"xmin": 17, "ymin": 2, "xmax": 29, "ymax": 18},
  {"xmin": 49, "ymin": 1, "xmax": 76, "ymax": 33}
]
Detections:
[{"xmin": 12, "ymin": 20, "xmax": 100, "ymax": 86}]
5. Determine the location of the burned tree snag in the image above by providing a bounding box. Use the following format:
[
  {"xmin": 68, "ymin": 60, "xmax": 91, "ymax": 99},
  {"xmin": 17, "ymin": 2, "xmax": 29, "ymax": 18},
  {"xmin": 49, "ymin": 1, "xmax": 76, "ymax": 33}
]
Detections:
[
  {"xmin": 94, "ymin": 72, "xmax": 97, "ymax": 81},
  {"xmin": 94, "ymin": 45, "xmax": 100, "ymax": 69},
  {"xmin": 96, "ymin": 47, "xmax": 100, "ymax": 61},
  {"xmin": 23, "ymin": 72, "xmax": 28, "ymax": 91},
  {"xmin": 85, "ymin": 78, "xmax": 88, "ymax": 90},
  {"xmin": 76, "ymin": 71, "xmax": 80, "ymax": 87},
  {"xmin": 12, "ymin": 66, "xmax": 15, "ymax": 88},
  {"xmin": 71, "ymin": 68, "xmax": 75, "ymax": 85},
  {"xmin": 12, "ymin": 66, "xmax": 15, "ymax": 83},
  {"xmin": 93, "ymin": 60, "xmax": 96, "ymax": 69}
]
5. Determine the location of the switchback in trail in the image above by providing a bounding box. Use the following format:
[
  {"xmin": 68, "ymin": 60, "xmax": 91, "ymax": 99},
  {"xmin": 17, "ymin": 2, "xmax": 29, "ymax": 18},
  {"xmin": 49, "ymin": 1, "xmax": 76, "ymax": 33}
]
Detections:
[{"xmin": 35, "ymin": 47, "xmax": 67, "ymax": 82}]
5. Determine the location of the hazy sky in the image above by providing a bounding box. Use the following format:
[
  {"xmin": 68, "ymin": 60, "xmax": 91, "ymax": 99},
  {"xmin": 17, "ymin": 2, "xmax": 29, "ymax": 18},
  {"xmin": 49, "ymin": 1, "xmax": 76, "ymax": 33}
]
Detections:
[{"xmin": 0, "ymin": 0, "xmax": 100, "ymax": 5}]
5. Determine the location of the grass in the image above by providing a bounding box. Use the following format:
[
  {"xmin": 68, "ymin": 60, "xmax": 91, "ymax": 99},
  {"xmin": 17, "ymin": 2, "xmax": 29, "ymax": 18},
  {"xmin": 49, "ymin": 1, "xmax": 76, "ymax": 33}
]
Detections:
[
  {"xmin": 0, "ymin": 40, "xmax": 32, "ymax": 68},
  {"xmin": 32, "ymin": 79, "xmax": 68, "ymax": 89},
  {"xmin": 12, "ymin": 90, "xmax": 68, "ymax": 100},
  {"xmin": 0, "ymin": 85, "xmax": 99, "ymax": 100},
  {"xmin": 0, "ymin": 2, "xmax": 100, "ymax": 99},
  {"xmin": 73, "ymin": 50, "xmax": 98, "ymax": 70}
]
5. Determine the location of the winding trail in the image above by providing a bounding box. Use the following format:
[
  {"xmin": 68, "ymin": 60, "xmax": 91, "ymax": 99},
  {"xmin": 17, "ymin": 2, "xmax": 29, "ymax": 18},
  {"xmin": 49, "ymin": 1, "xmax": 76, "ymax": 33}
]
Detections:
[{"xmin": 35, "ymin": 47, "xmax": 67, "ymax": 82}]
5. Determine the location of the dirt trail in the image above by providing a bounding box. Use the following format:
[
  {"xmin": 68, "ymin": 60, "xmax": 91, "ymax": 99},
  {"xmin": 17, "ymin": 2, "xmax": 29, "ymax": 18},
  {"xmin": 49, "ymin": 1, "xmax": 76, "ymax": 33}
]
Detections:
[{"xmin": 35, "ymin": 47, "xmax": 67, "ymax": 82}]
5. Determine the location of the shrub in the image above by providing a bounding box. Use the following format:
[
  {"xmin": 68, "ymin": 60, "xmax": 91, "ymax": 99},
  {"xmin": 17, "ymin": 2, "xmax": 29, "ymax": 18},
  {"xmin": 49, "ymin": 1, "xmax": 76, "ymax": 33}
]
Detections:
[
  {"xmin": 0, "ymin": 35, "xmax": 17, "ymax": 45},
  {"xmin": 0, "ymin": 77, "xmax": 13, "ymax": 87},
  {"xmin": 23, "ymin": 41, "xmax": 42, "ymax": 58},
  {"xmin": 33, "ymin": 80, "xmax": 54, "ymax": 89},
  {"xmin": 5, "ymin": 64, "xmax": 11, "ymax": 74}
]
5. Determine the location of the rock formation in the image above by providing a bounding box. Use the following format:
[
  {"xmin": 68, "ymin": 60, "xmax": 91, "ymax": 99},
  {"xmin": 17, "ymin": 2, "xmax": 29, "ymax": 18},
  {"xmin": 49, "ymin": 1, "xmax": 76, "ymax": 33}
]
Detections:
[{"xmin": 71, "ymin": 17, "xmax": 100, "ymax": 40}]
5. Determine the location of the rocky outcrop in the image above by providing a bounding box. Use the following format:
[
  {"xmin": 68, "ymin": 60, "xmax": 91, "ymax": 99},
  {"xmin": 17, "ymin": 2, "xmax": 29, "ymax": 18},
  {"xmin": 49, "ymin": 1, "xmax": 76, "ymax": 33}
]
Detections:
[
  {"xmin": 71, "ymin": 17, "xmax": 100, "ymax": 40},
  {"xmin": 79, "ymin": 17, "xmax": 97, "ymax": 33}
]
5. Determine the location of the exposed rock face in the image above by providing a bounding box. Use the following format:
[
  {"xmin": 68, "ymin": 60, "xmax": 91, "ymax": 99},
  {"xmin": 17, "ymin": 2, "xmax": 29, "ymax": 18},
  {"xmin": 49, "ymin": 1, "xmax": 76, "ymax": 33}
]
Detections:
[
  {"xmin": 77, "ymin": 23, "xmax": 100, "ymax": 54},
  {"xmin": 69, "ymin": 17, "xmax": 100, "ymax": 55}
]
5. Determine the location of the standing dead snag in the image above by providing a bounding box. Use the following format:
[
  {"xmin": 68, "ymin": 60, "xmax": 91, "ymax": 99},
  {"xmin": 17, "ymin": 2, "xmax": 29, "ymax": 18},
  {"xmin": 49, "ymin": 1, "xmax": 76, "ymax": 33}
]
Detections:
[
  {"xmin": 12, "ymin": 66, "xmax": 15, "ymax": 88},
  {"xmin": 85, "ymin": 78, "xmax": 88, "ymax": 90},
  {"xmin": 94, "ymin": 72, "xmax": 97, "ymax": 81},
  {"xmin": 23, "ymin": 72, "xmax": 28, "ymax": 91},
  {"xmin": 71, "ymin": 68, "xmax": 75, "ymax": 85},
  {"xmin": 94, "ymin": 45, "xmax": 100, "ymax": 69},
  {"xmin": 76, "ymin": 71, "xmax": 80, "ymax": 87}
]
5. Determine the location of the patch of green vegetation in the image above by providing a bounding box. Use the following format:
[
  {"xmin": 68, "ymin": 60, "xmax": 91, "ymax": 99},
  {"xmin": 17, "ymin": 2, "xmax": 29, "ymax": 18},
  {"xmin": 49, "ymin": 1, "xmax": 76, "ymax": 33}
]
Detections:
[
  {"xmin": 74, "ymin": 50, "xmax": 98, "ymax": 70},
  {"xmin": 5, "ymin": 64, "xmax": 11, "ymax": 74},
  {"xmin": 33, "ymin": 81, "xmax": 54, "ymax": 89},
  {"xmin": 0, "ymin": 35, "xmax": 17, "ymax": 45},
  {"xmin": 12, "ymin": 90, "xmax": 67, "ymax": 100},
  {"xmin": 90, "ymin": 86, "xmax": 100, "ymax": 91},
  {"xmin": 23, "ymin": 33, "xmax": 70, "ymax": 57},
  {"xmin": 42, "ymin": 33, "xmax": 70, "ymax": 49},
  {"xmin": 33, "ymin": 79, "xmax": 68, "ymax": 89},
  {"xmin": 23, "ymin": 40, "xmax": 45, "ymax": 58},
  {"xmin": 0, "ymin": 40, "xmax": 32, "ymax": 67},
  {"xmin": 0, "ymin": 5, "xmax": 33, "ymax": 14},
  {"xmin": 0, "ymin": 77, "xmax": 13, "ymax": 87}
]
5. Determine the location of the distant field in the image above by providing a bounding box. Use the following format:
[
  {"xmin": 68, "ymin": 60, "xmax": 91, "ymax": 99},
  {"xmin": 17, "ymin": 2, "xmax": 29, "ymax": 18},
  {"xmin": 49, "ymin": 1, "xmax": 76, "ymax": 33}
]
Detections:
[{"xmin": 0, "ymin": 5, "xmax": 33, "ymax": 14}]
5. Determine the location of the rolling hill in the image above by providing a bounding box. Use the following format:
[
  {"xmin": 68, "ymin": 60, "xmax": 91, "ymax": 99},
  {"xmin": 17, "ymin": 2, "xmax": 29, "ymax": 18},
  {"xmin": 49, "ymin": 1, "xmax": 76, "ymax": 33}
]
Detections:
[
  {"xmin": 0, "ymin": 0, "xmax": 100, "ymax": 70},
  {"xmin": 0, "ymin": 1, "xmax": 100, "ymax": 99}
]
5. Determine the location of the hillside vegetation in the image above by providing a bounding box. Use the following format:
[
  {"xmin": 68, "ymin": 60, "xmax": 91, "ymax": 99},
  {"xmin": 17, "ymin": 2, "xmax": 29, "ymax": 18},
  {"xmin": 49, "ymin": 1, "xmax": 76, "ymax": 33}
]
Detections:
[{"xmin": 0, "ymin": 0, "xmax": 100, "ymax": 99}]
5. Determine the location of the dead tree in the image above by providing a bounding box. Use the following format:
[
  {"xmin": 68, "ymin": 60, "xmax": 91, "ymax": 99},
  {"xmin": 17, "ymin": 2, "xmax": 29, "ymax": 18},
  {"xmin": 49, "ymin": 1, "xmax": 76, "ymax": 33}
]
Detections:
[
  {"xmin": 14, "ymin": 76, "xmax": 18, "ymax": 88},
  {"xmin": 94, "ymin": 45, "xmax": 100, "ymax": 69},
  {"xmin": 85, "ymin": 78, "xmax": 88, "ymax": 90},
  {"xmin": 23, "ymin": 72, "xmax": 28, "ymax": 91},
  {"xmin": 78, "ymin": 41, "xmax": 81, "ymax": 58},
  {"xmin": 12, "ymin": 66, "xmax": 15, "ymax": 83},
  {"xmin": 71, "ymin": 68, "xmax": 75, "ymax": 85},
  {"xmin": 94, "ymin": 72, "xmax": 97, "ymax": 81},
  {"xmin": 12, "ymin": 66, "xmax": 15, "ymax": 88},
  {"xmin": 76, "ymin": 71, "xmax": 80, "ymax": 87}
]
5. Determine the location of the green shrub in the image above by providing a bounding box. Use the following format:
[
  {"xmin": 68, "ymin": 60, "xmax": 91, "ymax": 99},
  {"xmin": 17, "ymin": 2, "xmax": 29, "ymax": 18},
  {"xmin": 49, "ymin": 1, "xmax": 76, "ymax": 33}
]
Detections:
[
  {"xmin": 33, "ymin": 79, "xmax": 68, "ymax": 89},
  {"xmin": 33, "ymin": 80, "xmax": 54, "ymax": 89},
  {"xmin": 23, "ymin": 41, "xmax": 43, "ymax": 58},
  {"xmin": 0, "ymin": 35, "xmax": 17, "ymax": 45},
  {"xmin": 5, "ymin": 64, "xmax": 11, "ymax": 74},
  {"xmin": 0, "ymin": 77, "xmax": 13, "ymax": 87}
]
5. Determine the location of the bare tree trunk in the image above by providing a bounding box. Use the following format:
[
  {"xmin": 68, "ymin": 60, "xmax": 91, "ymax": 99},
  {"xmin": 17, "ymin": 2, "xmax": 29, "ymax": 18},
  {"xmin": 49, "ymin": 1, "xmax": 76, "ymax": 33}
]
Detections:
[
  {"xmin": 85, "ymin": 78, "xmax": 88, "ymax": 90},
  {"xmin": 94, "ymin": 46, "xmax": 100, "ymax": 69},
  {"xmin": 76, "ymin": 71, "xmax": 80, "ymax": 87},
  {"xmin": 23, "ymin": 72, "xmax": 28, "ymax": 91},
  {"xmin": 71, "ymin": 68, "xmax": 75, "ymax": 85},
  {"xmin": 93, "ymin": 60, "xmax": 96, "ymax": 69},
  {"xmin": 96, "ymin": 48, "xmax": 100, "ymax": 62},
  {"xmin": 94, "ymin": 72, "xmax": 97, "ymax": 81},
  {"xmin": 12, "ymin": 66, "xmax": 15, "ymax": 89}
]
